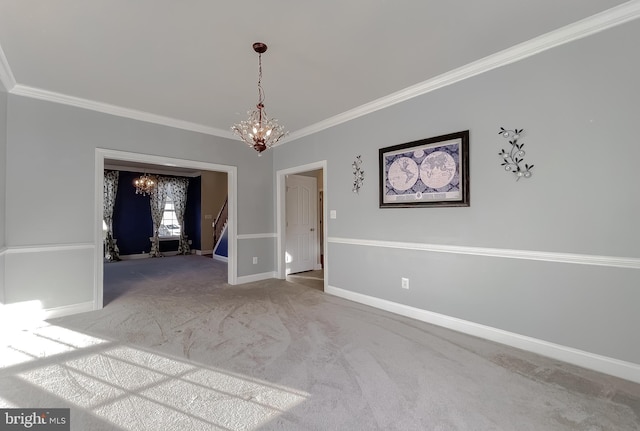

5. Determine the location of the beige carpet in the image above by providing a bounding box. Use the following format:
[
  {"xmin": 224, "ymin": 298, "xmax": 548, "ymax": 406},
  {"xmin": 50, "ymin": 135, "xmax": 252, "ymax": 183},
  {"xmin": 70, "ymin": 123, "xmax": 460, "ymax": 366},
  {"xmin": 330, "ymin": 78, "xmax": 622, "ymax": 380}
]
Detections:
[
  {"xmin": 286, "ymin": 270, "xmax": 324, "ymax": 292},
  {"xmin": 0, "ymin": 255, "xmax": 638, "ymax": 430}
]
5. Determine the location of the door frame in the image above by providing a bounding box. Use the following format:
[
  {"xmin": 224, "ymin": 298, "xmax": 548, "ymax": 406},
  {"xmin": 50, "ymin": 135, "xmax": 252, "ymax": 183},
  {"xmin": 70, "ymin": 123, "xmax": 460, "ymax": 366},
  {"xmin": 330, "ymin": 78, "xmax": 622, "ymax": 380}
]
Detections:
[
  {"xmin": 276, "ymin": 161, "xmax": 327, "ymax": 291},
  {"xmin": 95, "ymin": 148, "xmax": 238, "ymax": 310},
  {"xmin": 285, "ymin": 174, "xmax": 319, "ymax": 275}
]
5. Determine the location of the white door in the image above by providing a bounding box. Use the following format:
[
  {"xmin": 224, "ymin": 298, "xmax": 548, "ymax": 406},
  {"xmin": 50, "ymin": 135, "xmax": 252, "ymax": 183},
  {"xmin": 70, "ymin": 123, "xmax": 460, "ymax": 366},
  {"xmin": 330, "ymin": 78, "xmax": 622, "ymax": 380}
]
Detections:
[{"xmin": 286, "ymin": 174, "xmax": 318, "ymax": 274}]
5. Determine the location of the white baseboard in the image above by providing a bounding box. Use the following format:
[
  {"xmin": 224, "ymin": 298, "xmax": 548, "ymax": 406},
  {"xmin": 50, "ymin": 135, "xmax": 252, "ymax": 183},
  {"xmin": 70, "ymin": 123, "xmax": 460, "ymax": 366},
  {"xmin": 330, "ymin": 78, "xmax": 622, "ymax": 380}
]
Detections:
[
  {"xmin": 212, "ymin": 254, "xmax": 228, "ymax": 263},
  {"xmin": 43, "ymin": 301, "xmax": 95, "ymax": 320},
  {"xmin": 119, "ymin": 251, "xmax": 185, "ymax": 260},
  {"xmin": 195, "ymin": 249, "xmax": 214, "ymax": 256},
  {"xmin": 326, "ymin": 285, "xmax": 640, "ymax": 384},
  {"xmin": 119, "ymin": 253, "xmax": 150, "ymax": 260},
  {"xmin": 236, "ymin": 271, "xmax": 277, "ymax": 285}
]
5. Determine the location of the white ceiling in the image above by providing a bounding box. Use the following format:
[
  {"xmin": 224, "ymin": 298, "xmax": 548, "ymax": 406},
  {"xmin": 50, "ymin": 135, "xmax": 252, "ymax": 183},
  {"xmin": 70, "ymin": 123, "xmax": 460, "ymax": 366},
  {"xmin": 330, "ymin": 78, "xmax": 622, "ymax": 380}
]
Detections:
[{"xmin": 0, "ymin": 1, "xmax": 637, "ymax": 142}]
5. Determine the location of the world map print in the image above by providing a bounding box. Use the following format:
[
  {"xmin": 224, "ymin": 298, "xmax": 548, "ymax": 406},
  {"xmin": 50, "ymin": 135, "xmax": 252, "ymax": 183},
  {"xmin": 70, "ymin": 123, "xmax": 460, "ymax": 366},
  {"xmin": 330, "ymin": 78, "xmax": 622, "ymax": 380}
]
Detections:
[{"xmin": 384, "ymin": 142, "xmax": 460, "ymax": 199}]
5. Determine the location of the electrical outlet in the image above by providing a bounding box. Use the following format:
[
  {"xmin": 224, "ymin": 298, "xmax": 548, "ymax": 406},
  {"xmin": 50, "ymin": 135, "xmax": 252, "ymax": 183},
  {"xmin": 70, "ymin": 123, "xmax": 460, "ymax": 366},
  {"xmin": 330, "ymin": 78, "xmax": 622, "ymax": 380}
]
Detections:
[
  {"xmin": 253, "ymin": 257, "xmax": 258, "ymax": 264},
  {"xmin": 401, "ymin": 277, "xmax": 409, "ymax": 289}
]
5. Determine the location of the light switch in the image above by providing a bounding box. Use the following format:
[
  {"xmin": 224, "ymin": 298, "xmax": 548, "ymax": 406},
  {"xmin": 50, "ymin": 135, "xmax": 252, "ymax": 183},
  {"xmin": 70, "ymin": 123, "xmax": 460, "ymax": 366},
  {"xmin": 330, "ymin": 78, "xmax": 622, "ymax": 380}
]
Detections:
[
  {"xmin": 204, "ymin": 214, "xmax": 212, "ymax": 220},
  {"xmin": 330, "ymin": 210, "xmax": 337, "ymax": 219}
]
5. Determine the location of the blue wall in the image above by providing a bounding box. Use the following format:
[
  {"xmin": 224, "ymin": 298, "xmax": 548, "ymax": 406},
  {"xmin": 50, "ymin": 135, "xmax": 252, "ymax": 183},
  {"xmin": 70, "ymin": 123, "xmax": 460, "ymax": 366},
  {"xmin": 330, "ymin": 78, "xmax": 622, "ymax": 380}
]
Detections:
[
  {"xmin": 185, "ymin": 175, "xmax": 201, "ymax": 250},
  {"xmin": 112, "ymin": 171, "xmax": 200, "ymax": 255}
]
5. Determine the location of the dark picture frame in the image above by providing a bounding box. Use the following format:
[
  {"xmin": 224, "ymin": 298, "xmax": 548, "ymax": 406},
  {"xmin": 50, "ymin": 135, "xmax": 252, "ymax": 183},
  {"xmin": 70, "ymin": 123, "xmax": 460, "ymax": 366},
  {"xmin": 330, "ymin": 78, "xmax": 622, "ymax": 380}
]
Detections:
[{"xmin": 379, "ymin": 130, "xmax": 469, "ymax": 208}]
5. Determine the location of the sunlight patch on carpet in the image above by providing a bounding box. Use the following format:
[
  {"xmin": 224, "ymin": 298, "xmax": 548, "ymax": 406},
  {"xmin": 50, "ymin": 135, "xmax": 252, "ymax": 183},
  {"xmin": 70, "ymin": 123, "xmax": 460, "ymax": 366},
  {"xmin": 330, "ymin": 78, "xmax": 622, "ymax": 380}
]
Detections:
[{"xmin": 8, "ymin": 325, "xmax": 309, "ymax": 430}]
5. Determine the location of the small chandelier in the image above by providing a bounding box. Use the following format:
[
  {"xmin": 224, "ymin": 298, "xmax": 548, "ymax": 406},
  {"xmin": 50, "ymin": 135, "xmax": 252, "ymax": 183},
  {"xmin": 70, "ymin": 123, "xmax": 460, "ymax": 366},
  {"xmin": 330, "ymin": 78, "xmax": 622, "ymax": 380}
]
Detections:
[
  {"xmin": 133, "ymin": 173, "xmax": 156, "ymax": 196},
  {"xmin": 232, "ymin": 42, "xmax": 287, "ymax": 155}
]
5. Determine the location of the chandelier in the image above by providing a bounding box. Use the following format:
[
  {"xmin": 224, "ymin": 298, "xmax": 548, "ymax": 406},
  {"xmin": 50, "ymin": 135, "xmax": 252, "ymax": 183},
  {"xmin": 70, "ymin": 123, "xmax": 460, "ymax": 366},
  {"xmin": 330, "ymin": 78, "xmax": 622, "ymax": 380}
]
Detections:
[
  {"xmin": 133, "ymin": 173, "xmax": 156, "ymax": 196},
  {"xmin": 232, "ymin": 42, "xmax": 287, "ymax": 155}
]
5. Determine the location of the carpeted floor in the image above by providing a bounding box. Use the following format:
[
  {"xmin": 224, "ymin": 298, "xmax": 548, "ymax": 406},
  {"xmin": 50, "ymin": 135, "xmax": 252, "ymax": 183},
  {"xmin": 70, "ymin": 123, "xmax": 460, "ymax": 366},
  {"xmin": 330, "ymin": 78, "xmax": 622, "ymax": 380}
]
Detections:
[
  {"xmin": 286, "ymin": 270, "xmax": 324, "ymax": 292},
  {"xmin": 0, "ymin": 255, "xmax": 638, "ymax": 430}
]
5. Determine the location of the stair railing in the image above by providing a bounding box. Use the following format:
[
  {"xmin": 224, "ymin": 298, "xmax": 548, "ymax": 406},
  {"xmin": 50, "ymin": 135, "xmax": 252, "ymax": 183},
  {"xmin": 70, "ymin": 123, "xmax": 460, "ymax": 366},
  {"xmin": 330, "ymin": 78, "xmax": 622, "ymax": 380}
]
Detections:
[{"xmin": 213, "ymin": 197, "xmax": 228, "ymax": 246}]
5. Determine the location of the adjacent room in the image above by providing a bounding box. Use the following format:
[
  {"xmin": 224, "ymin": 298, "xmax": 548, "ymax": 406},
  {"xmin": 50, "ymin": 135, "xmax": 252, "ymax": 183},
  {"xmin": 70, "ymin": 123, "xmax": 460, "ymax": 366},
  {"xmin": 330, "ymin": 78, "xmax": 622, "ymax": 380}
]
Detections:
[{"xmin": 1, "ymin": 1, "xmax": 639, "ymax": 429}]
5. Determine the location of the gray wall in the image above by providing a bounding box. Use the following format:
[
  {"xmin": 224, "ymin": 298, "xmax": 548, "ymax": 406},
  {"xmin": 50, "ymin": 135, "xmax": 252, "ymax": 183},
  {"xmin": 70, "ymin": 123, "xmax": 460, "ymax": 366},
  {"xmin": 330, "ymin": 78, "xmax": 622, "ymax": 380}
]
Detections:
[
  {"xmin": 0, "ymin": 89, "xmax": 7, "ymax": 303},
  {"xmin": 0, "ymin": 89, "xmax": 6, "ymax": 247},
  {"xmin": 4, "ymin": 95, "xmax": 274, "ymax": 308},
  {"xmin": 274, "ymin": 20, "xmax": 640, "ymax": 364}
]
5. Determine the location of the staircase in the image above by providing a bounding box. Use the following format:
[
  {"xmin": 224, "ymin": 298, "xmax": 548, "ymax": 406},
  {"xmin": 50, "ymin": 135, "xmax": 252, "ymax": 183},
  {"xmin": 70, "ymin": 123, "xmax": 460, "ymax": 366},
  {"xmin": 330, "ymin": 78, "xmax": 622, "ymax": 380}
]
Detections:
[{"xmin": 212, "ymin": 198, "xmax": 228, "ymax": 259}]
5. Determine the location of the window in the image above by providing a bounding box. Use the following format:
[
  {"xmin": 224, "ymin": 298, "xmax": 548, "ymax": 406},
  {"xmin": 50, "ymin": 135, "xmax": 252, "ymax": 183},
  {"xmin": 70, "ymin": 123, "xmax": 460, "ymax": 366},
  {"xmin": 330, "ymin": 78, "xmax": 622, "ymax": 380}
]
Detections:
[{"xmin": 159, "ymin": 196, "xmax": 181, "ymax": 238}]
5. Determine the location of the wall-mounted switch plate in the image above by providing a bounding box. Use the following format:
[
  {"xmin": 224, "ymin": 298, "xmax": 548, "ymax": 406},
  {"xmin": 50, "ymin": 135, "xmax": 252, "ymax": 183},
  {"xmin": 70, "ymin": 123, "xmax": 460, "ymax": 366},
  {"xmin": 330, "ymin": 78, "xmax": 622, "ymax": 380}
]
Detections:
[
  {"xmin": 253, "ymin": 257, "xmax": 258, "ymax": 264},
  {"xmin": 401, "ymin": 277, "xmax": 409, "ymax": 289}
]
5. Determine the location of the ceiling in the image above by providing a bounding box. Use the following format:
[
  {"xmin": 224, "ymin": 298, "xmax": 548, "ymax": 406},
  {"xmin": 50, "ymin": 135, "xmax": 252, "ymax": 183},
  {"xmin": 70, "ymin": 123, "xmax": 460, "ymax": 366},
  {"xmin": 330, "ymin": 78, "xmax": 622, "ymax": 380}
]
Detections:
[{"xmin": 0, "ymin": 1, "xmax": 635, "ymax": 142}]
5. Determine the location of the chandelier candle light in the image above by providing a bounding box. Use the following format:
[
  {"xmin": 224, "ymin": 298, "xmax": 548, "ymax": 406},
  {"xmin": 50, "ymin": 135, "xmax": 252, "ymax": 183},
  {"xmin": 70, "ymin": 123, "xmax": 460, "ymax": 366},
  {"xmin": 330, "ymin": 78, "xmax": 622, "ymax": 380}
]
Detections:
[
  {"xmin": 232, "ymin": 42, "xmax": 287, "ymax": 155},
  {"xmin": 133, "ymin": 173, "xmax": 156, "ymax": 196}
]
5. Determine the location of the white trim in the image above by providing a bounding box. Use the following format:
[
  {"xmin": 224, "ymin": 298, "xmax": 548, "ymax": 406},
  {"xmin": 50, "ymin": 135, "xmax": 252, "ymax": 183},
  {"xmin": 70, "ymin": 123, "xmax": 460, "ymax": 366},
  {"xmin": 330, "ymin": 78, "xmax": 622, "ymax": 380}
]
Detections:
[
  {"xmin": 95, "ymin": 148, "xmax": 238, "ymax": 313},
  {"xmin": 276, "ymin": 161, "xmax": 329, "ymax": 294},
  {"xmin": 328, "ymin": 237, "xmax": 640, "ymax": 270},
  {"xmin": 104, "ymin": 162, "xmax": 202, "ymax": 178},
  {"xmin": 212, "ymin": 255, "xmax": 228, "ymax": 263},
  {"xmin": 284, "ymin": 1, "xmax": 640, "ymax": 143},
  {"xmin": 43, "ymin": 301, "xmax": 95, "ymax": 320},
  {"xmin": 2, "ymin": 3, "xmax": 638, "ymax": 142},
  {"xmin": 326, "ymin": 285, "xmax": 640, "ymax": 384},
  {"xmin": 236, "ymin": 271, "xmax": 277, "ymax": 284},
  {"xmin": 118, "ymin": 254, "xmax": 150, "ymax": 260},
  {"xmin": 11, "ymin": 84, "xmax": 236, "ymax": 139},
  {"xmin": 0, "ymin": 247, "xmax": 7, "ymax": 257},
  {"xmin": 0, "ymin": 42, "xmax": 16, "ymax": 91},
  {"xmin": 213, "ymin": 223, "xmax": 228, "ymax": 258},
  {"xmin": 118, "ymin": 251, "xmax": 186, "ymax": 260},
  {"xmin": 237, "ymin": 233, "xmax": 277, "ymax": 240},
  {"xmin": 4, "ymin": 243, "xmax": 95, "ymax": 254},
  {"xmin": 195, "ymin": 249, "xmax": 214, "ymax": 256}
]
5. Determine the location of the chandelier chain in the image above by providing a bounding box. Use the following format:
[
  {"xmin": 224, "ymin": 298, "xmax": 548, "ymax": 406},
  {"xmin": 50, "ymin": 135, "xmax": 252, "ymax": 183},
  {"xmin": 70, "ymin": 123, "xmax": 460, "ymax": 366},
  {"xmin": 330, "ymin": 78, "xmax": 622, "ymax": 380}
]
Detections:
[{"xmin": 257, "ymin": 52, "xmax": 265, "ymax": 106}]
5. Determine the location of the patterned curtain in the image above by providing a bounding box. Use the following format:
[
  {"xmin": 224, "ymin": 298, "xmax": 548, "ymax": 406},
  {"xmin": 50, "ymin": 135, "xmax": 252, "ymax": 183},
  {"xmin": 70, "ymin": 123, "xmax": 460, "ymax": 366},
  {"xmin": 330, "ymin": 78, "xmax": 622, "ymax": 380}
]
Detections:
[
  {"xmin": 169, "ymin": 177, "xmax": 191, "ymax": 255},
  {"xmin": 103, "ymin": 170, "xmax": 120, "ymax": 261},
  {"xmin": 149, "ymin": 177, "xmax": 169, "ymax": 257}
]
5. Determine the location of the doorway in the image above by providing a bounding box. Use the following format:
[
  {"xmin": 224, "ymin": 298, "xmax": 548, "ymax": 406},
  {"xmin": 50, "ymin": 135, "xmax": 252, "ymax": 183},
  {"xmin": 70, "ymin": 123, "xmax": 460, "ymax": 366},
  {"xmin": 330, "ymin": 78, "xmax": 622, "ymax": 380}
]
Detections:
[
  {"xmin": 95, "ymin": 148, "xmax": 238, "ymax": 310},
  {"xmin": 285, "ymin": 174, "xmax": 319, "ymax": 274},
  {"xmin": 276, "ymin": 161, "xmax": 327, "ymax": 292}
]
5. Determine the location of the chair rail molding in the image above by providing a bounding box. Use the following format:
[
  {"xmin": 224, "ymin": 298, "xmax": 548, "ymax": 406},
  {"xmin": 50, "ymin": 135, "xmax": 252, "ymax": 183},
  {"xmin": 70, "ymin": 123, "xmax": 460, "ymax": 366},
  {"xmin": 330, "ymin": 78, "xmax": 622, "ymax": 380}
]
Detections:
[
  {"xmin": 4, "ymin": 243, "xmax": 95, "ymax": 254},
  {"xmin": 328, "ymin": 237, "xmax": 640, "ymax": 270},
  {"xmin": 237, "ymin": 233, "xmax": 277, "ymax": 240}
]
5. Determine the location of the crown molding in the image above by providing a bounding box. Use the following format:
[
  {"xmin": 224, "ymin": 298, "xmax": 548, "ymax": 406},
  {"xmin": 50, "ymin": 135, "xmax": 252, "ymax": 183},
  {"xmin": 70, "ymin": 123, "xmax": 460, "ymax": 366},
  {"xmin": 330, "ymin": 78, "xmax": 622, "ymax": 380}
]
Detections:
[
  {"xmin": 0, "ymin": 43, "xmax": 16, "ymax": 91},
  {"xmin": 9, "ymin": 84, "xmax": 236, "ymax": 139},
  {"xmin": 2, "ymin": 1, "xmax": 639, "ymax": 141},
  {"xmin": 285, "ymin": 0, "xmax": 640, "ymax": 143}
]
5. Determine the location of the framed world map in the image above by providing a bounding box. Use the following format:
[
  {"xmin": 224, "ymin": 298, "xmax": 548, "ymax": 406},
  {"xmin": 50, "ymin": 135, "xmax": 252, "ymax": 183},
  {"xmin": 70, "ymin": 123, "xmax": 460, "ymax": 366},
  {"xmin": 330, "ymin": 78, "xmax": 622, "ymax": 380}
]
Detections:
[{"xmin": 379, "ymin": 130, "xmax": 469, "ymax": 208}]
